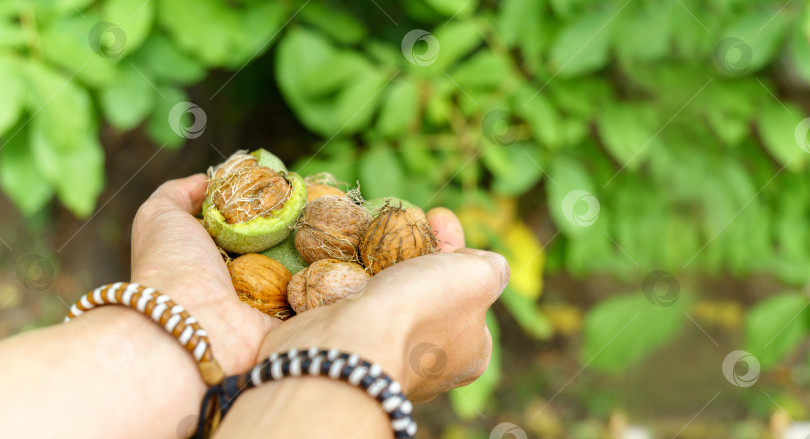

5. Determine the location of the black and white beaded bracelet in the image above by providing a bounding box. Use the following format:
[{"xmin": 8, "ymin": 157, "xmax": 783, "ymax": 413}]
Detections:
[{"xmin": 197, "ymin": 348, "xmax": 416, "ymax": 439}]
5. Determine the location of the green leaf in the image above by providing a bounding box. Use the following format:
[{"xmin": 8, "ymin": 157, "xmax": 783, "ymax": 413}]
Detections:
[
  {"xmin": 547, "ymin": 155, "xmax": 599, "ymax": 237},
  {"xmin": 0, "ymin": 19, "xmax": 26, "ymax": 49},
  {"xmin": 498, "ymin": 0, "xmax": 545, "ymax": 58},
  {"xmin": 0, "ymin": 128, "xmax": 53, "ymax": 216},
  {"xmin": 358, "ymin": 144, "xmax": 406, "ymax": 199},
  {"xmin": 597, "ymin": 102, "xmax": 660, "ymax": 171},
  {"xmin": 613, "ymin": 2, "xmax": 672, "ymax": 64},
  {"xmin": 292, "ymin": 140, "xmax": 358, "ymax": 184},
  {"xmin": 453, "ymin": 51, "xmax": 514, "ymax": 91},
  {"xmin": 745, "ymin": 293, "xmax": 809, "ymax": 370},
  {"xmin": 449, "ymin": 310, "xmax": 500, "ymax": 419},
  {"xmin": 158, "ymin": 0, "xmax": 238, "ymax": 66},
  {"xmin": 789, "ymin": 10, "xmax": 810, "ymax": 84},
  {"xmin": 719, "ymin": 9, "xmax": 787, "ymax": 73},
  {"xmin": 30, "ymin": 118, "xmax": 104, "ymax": 218},
  {"xmin": 511, "ymin": 85, "xmax": 562, "ymax": 149},
  {"xmin": 276, "ymin": 28, "xmax": 371, "ymax": 135},
  {"xmin": 487, "ymin": 143, "xmax": 544, "ymax": 196},
  {"xmin": 499, "ymin": 286, "xmax": 552, "ymax": 339},
  {"xmin": 335, "ymin": 68, "xmax": 387, "ymax": 135},
  {"xmin": 99, "ymin": 65, "xmax": 158, "ymax": 131},
  {"xmin": 704, "ymin": 81, "xmax": 752, "ymax": 147},
  {"xmin": 130, "ymin": 35, "xmax": 206, "ymax": 85},
  {"xmin": 103, "ymin": 0, "xmax": 155, "ymax": 56},
  {"xmin": 757, "ymin": 101, "xmax": 806, "ymax": 170},
  {"xmin": 376, "ymin": 78, "xmax": 420, "ymax": 138},
  {"xmin": 225, "ymin": 2, "xmax": 286, "ymax": 68},
  {"xmin": 400, "ymin": 137, "xmax": 437, "ymax": 176},
  {"xmin": 24, "ymin": 60, "xmax": 93, "ymax": 153},
  {"xmin": 548, "ymin": 9, "xmax": 616, "ymax": 78},
  {"xmin": 146, "ymin": 86, "xmax": 190, "ymax": 149},
  {"xmin": 0, "ymin": 55, "xmax": 24, "ymax": 137},
  {"xmin": 38, "ymin": 14, "xmax": 120, "ymax": 87},
  {"xmin": 54, "ymin": 130, "xmax": 105, "ymax": 217},
  {"xmin": 583, "ymin": 293, "xmax": 684, "ymax": 373},
  {"xmin": 426, "ymin": 0, "xmax": 477, "ymax": 17},
  {"xmin": 299, "ymin": 3, "xmax": 367, "ymax": 45},
  {"xmin": 429, "ymin": 20, "xmax": 481, "ymax": 71}
]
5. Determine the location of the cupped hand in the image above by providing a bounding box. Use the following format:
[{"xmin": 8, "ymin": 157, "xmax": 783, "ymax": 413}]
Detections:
[
  {"xmin": 257, "ymin": 206, "xmax": 510, "ymax": 402},
  {"xmin": 130, "ymin": 174, "xmax": 280, "ymax": 374}
]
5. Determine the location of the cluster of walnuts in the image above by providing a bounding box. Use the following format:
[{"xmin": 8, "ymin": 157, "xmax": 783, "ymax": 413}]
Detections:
[{"xmin": 207, "ymin": 151, "xmax": 437, "ymax": 320}]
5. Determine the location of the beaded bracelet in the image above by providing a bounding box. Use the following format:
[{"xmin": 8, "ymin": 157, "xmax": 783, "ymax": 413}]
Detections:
[
  {"xmin": 65, "ymin": 282, "xmax": 225, "ymax": 386},
  {"xmin": 197, "ymin": 348, "xmax": 417, "ymax": 439}
]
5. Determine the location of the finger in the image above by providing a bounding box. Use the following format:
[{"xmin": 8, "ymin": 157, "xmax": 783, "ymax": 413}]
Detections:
[
  {"xmin": 150, "ymin": 174, "xmax": 208, "ymax": 215},
  {"xmin": 426, "ymin": 207, "xmax": 465, "ymax": 252},
  {"xmin": 371, "ymin": 250, "xmax": 510, "ymax": 313}
]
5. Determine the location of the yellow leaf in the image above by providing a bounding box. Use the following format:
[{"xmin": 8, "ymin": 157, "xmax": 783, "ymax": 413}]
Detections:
[
  {"xmin": 502, "ymin": 220, "xmax": 544, "ymax": 299},
  {"xmin": 456, "ymin": 197, "xmax": 516, "ymax": 248}
]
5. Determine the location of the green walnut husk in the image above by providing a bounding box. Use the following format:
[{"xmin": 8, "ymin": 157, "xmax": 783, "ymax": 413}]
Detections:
[
  {"xmin": 251, "ymin": 149, "xmax": 287, "ymax": 173},
  {"xmin": 203, "ymin": 150, "xmax": 307, "ymax": 254},
  {"xmin": 261, "ymin": 231, "xmax": 309, "ymax": 275},
  {"xmin": 363, "ymin": 197, "xmax": 420, "ymax": 216}
]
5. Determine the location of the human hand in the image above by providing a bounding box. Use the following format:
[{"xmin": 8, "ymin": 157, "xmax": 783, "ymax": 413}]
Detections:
[
  {"xmin": 130, "ymin": 174, "xmax": 281, "ymax": 373},
  {"xmin": 256, "ymin": 207, "xmax": 510, "ymax": 402}
]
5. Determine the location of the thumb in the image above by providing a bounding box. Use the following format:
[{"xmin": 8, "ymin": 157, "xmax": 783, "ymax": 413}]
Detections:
[
  {"xmin": 368, "ymin": 249, "xmax": 510, "ymax": 313},
  {"xmin": 149, "ymin": 173, "xmax": 208, "ymax": 215}
]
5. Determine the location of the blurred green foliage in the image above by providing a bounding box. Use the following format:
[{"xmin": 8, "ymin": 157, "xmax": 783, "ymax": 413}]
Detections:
[{"xmin": 5, "ymin": 0, "xmax": 810, "ymax": 421}]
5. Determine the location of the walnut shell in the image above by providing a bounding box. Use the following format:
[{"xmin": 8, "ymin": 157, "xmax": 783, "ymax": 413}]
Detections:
[
  {"xmin": 209, "ymin": 166, "xmax": 291, "ymax": 224},
  {"xmin": 211, "ymin": 151, "xmax": 257, "ymax": 180},
  {"xmin": 287, "ymin": 259, "xmax": 369, "ymax": 314},
  {"xmin": 306, "ymin": 183, "xmax": 346, "ymax": 202},
  {"xmin": 228, "ymin": 253, "xmax": 294, "ymax": 320},
  {"xmin": 360, "ymin": 206, "xmax": 436, "ymax": 274},
  {"xmin": 295, "ymin": 196, "xmax": 371, "ymax": 264}
]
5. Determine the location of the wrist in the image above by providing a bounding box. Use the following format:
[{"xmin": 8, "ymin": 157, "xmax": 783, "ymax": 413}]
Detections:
[
  {"xmin": 257, "ymin": 301, "xmax": 412, "ymax": 393},
  {"xmin": 64, "ymin": 306, "xmax": 207, "ymax": 438},
  {"xmin": 128, "ymin": 275, "xmax": 271, "ymax": 374}
]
